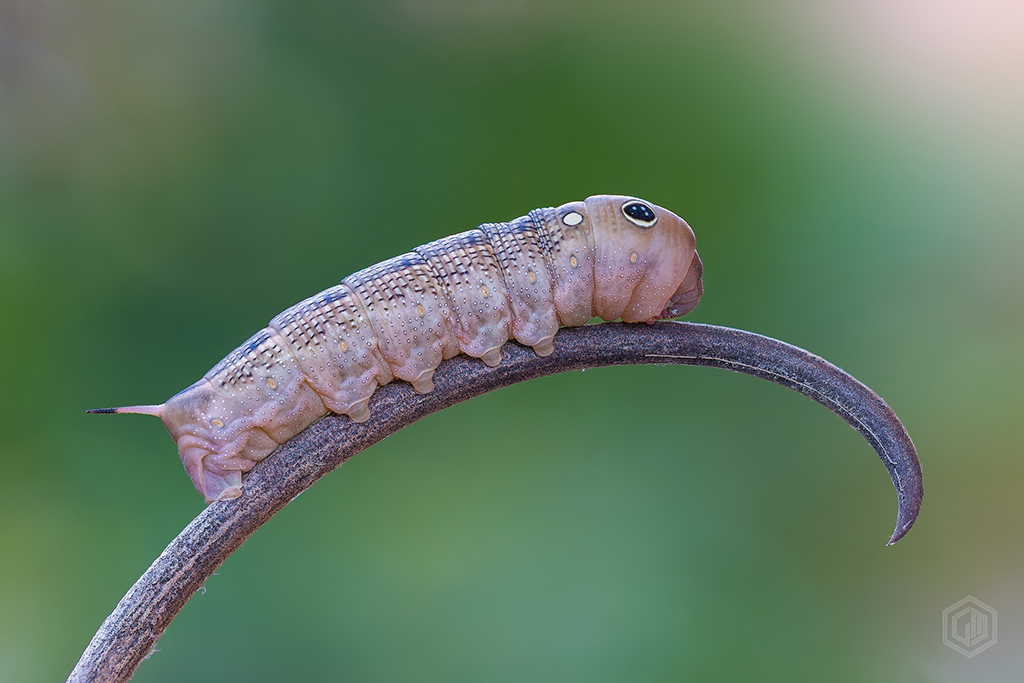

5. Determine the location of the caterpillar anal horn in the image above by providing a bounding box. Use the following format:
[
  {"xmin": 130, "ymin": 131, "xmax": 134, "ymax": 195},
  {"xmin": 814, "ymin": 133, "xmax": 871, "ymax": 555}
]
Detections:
[{"xmin": 87, "ymin": 404, "xmax": 165, "ymax": 417}]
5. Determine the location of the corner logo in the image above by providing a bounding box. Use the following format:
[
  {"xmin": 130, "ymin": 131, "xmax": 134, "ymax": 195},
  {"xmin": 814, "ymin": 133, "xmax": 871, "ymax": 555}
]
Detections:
[{"xmin": 942, "ymin": 596, "xmax": 997, "ymax": 658}]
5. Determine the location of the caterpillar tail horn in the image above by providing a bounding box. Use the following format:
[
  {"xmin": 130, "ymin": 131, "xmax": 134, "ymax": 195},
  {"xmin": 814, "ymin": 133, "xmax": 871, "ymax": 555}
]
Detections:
[{"xmin": 87, "ymin": 404, "xmax": 164, "ymax": 417}]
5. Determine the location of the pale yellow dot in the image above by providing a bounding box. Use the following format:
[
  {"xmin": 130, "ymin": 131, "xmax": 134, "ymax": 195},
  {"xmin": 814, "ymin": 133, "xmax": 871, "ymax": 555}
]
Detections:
[
  {"xmin": 267, "ymin": 378, "xmax": 278, "ymax": 390},
  {"xmin": 481, "ymin": 285, "xmax": 489, "ymax": 298},
  {"xmin": 340, "ymin": 340, "xmax": 349, "ymax": 352},
  {"xmin": 570, "ymin": 255, "xmax": 579, "ymax": 269},
  {"xmin": 528, "ymin": 270, "xmax": 537, "ymax": 284},
  {"xmin": 416, "ymin": 304, "xmax": 425, "ymax": 318},
  {"xmin": 211, "ymin": 419, "xmax": 224, "ymax": 428},
  {"xmin": 630, "ymin": 252, "xmax": 638, "ymax": 264}
]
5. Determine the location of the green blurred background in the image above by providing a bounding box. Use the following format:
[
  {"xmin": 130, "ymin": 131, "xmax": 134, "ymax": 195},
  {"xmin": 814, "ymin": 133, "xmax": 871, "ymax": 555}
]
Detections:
[{"xmin": 2, "ymin": 1, "xmax": 1022, "ymax": 681}]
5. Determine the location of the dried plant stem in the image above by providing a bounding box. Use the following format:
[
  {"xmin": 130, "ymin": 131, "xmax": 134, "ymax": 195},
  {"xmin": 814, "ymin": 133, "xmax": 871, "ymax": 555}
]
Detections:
[{"xmin": 67, "ymin": 321, "xmax": 922, "ymax": 683}]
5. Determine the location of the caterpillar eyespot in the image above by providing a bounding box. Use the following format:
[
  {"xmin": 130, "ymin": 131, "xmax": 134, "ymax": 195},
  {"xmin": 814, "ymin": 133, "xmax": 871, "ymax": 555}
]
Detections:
[
  {"xmin": 91, "ymin": 195, "xmax": 704, "ymax": 503},
  {"xmin": 622, "ymin": 200, "xmax": 658, "ymax": 227}
]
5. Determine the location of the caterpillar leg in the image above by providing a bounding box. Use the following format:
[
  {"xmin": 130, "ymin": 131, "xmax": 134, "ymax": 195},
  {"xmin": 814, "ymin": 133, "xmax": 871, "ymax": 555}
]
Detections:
[
  {"xmin": 347, "ymin": 398, "xmax": 371, "ymax": 422},
  {"xmin": 410, "ymin": 370, "xmax": 435, "ymax": 394},
  {"xmin": 481, "ymin": 347, "xmax": 502, "ymax": 367},
  {"xmin": 531, "ymin": 337, "xmax": 555, "ymax": 357},
  {"xmin": 175, "ymin": 432, "xmax": 276, "ymax": 503}
]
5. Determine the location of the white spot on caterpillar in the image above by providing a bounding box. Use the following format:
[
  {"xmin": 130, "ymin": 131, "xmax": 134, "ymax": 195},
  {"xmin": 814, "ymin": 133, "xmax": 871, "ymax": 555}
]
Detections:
[
  {"xmin": 562, "ymin": 211, "xmax": 583, "ymax": 226},
  {"xmin": 570, "ymin": 255, "xmax": 579, "ymax": 269},
  {"xmin": 630, "ymin": 252, "xmax": 638, "ymax": 264}
]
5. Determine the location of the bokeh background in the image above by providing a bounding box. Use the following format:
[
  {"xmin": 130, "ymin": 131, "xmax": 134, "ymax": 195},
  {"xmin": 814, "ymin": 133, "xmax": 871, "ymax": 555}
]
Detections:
[{"xmin": 2, "ymin": 1, "xmax": 1022, "ymax": 681}]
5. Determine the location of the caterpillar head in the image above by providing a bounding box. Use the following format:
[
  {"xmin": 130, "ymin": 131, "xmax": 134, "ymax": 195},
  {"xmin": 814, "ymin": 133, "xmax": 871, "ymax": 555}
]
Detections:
[{"xmin": 584, "ymin": 195, "xmax": 704, "ymax": 323}]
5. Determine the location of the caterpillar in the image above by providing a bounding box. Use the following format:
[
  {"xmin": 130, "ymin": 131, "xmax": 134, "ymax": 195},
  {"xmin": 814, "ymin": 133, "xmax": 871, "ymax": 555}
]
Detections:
[{"xmin": 91, "ymin": 195, "xmax": 704, "ymax": 503}]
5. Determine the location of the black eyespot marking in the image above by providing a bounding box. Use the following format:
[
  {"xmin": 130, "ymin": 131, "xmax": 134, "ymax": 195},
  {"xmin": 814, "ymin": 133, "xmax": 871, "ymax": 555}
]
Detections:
[{"xmin": 622, "ymin": 201, "xmax": 657, "ymax": 228}]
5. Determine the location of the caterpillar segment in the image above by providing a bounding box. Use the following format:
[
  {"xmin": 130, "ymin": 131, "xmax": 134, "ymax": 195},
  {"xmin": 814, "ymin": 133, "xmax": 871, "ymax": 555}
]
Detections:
[
  {"xmin": 342, "ymin": 252, "xmax": 461, "ymax": 394},
  {"xmin": 479, "ymin": 216, "xmax": 560, "ymax": 356},
  {"xmin": 90, "ymin": 195, "xmax": 703, "ymax": 502},
  {"xmin": 416, "ymin": 229, "xmax": 513, "ymax": 369},
  {"xmin": 532, "ymin": 202, "xmax": 598, "ymax": 328}
]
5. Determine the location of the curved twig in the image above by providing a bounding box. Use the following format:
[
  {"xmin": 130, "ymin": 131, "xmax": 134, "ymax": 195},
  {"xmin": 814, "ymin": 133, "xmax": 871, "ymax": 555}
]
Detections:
[{"xmin": 67, "ymin": 321, "xmax": 922, "ymax": 683}]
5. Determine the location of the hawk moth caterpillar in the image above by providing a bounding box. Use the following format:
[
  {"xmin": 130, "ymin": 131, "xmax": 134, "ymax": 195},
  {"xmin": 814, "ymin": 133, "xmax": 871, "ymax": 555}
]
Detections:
[{"xmin": 91, "ymin": 195, "xmax": 704, "ymax": 503}]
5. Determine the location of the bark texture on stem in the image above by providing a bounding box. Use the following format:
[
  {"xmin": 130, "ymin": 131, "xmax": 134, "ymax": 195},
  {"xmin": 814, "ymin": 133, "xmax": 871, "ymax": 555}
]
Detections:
[{"xmin": 67, "ymin": 321, "xmax": 922, "ymax": 683}]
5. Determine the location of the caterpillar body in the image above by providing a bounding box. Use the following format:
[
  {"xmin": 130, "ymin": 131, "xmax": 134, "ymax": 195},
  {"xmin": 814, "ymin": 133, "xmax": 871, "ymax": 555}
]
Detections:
[{"xmin": 93, "ymin": 195, "xmax": 704, "ymax": 503}]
